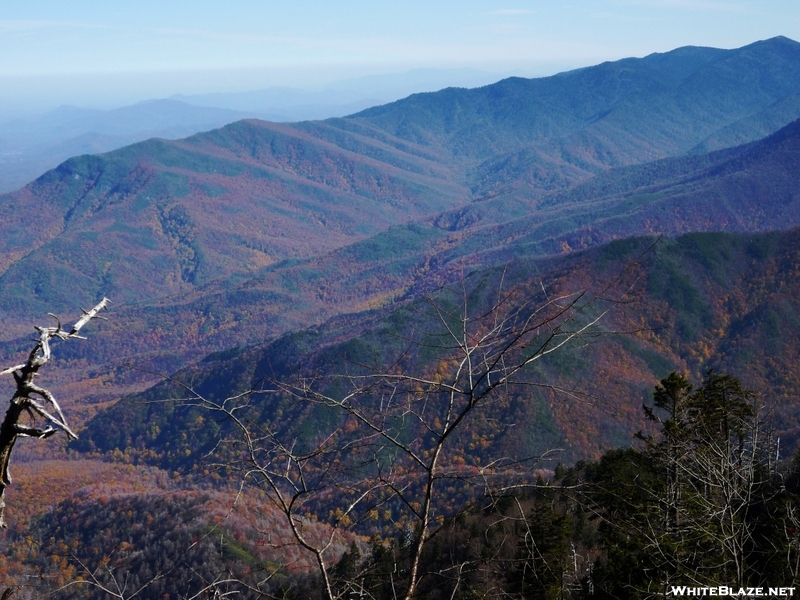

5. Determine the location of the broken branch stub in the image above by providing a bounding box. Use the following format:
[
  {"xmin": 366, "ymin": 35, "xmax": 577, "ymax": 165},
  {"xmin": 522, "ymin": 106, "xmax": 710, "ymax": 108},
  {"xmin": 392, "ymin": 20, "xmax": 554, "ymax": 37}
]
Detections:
[{"xmin": 0, "ymin": 297, "xmax": 109, "ymax": 528}]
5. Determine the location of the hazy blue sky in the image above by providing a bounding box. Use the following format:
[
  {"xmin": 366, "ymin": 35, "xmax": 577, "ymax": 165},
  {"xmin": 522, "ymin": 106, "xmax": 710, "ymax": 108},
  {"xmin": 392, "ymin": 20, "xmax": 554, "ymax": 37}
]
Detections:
[{"xmin": 1, "ymin": 1, "xmax": 798, "ymax": 115}]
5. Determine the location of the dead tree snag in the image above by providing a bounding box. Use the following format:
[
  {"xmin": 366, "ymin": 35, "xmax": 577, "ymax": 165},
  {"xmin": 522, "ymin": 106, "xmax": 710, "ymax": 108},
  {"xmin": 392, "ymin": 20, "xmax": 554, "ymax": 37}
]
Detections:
[{"xmin": 0, "ymin": 297, "xmax": 109, "ymax": 528}]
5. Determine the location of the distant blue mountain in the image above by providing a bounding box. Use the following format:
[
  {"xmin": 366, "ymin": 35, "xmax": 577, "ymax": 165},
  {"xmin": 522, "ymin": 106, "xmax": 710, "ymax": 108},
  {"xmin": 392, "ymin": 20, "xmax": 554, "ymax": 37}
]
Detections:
[{"xmin": 0, "ymin": 100, "xmax": 253, "ymax": 193}]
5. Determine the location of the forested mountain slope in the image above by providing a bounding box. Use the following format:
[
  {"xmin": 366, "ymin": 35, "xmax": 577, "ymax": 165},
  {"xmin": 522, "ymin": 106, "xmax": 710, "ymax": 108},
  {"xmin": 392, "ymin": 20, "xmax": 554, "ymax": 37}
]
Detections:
[
  {"xmin": 345, "ymin": 36, "xmax": 800, "ymax": 195},
  {"xmin": 0, "ymin": 119, "xmax": 466, "ymax": 332},
  {"xmin": 1, "ymin": 37, "xmax": 799, "ymax": 412},
  {"xmin": 6, "ymin": 113, "xmax": 797, "ymax": 410},
  {"xmin": 2, "ymin": 36, "xmax": 800, "ymax": 598},
  {"xmin": 2, "ymin": 37, "xmax": 800, "ymax": 331},
  {"xmin": 77, "ymin": 227, "xmax": 800, "ymax": 465}
]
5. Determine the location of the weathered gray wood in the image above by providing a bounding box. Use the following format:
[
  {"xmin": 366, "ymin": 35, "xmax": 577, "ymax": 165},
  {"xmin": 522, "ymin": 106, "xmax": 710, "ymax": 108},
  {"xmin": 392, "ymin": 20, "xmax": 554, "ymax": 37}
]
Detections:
[{"xmin": 0, "ymin": 297, "xmax": 109, "ymax": 527}]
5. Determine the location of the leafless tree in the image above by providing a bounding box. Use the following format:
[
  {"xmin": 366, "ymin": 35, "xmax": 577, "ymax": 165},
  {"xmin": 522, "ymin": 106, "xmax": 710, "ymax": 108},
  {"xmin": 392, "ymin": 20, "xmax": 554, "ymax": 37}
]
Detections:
[
  {"xmin": 50, "ymin": 555, "xmax": 242, "ymax": 600},
  {"xmin": 0, "ymin": 297, "xmax": 109, "ymax": 528},
  {"xmin": 181, "ymin": 261, "xmax": 642, "ymax": 599},
  {"xmin": 662, "ymin": 377, "xmax": 774, "ymax": 588},
  {"xmin": 606, "ymin": 372, "xmax": 782, "ymax": 594},
  {"xmin": 0, "ymin": 298, "xmax": 108, "ymax": 599},
  {"xmin": 781, "ymin": 500, "xmax": 800, "ymax": 586}
]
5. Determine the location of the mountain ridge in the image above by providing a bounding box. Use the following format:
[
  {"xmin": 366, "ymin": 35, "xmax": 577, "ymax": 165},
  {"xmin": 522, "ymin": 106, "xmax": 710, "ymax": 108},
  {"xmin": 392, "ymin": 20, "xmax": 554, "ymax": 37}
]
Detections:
[
  {"xmin": 74, "ymin": 226, "xmax": 800, "ymax": 465},
  {"xmin": 1, "ymin": 36, "xmax": 799, "ymax": 410}
]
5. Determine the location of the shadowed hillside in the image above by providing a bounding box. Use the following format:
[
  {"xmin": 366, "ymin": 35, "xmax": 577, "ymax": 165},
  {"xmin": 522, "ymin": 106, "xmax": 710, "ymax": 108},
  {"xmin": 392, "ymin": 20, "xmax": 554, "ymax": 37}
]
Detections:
[{"xmin": 76, "ymin": 227, "xmax": 800, "ymax": 466}]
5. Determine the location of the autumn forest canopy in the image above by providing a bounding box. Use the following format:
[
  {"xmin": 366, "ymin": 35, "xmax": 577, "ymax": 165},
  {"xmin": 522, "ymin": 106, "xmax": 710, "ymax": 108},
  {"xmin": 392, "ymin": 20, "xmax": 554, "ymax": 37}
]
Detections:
[{"xmin": 1, "ymin": 36, "xmax": 800, "ymax": 598}]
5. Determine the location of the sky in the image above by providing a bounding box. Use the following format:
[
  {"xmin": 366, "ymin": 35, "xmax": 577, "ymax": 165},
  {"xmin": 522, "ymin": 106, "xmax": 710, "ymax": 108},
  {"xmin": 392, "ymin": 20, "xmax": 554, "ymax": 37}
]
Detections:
[{"xmin": 1, "ymin": 0, "xmax": 798, "ymax": 116}]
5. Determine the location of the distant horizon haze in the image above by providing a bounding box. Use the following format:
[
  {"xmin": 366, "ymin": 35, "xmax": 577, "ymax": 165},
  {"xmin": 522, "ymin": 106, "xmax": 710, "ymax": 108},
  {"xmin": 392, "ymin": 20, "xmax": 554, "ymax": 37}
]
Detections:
[
  {"xmin": 1, "ymin": 0, "xmax": 797, "ymax": 117},
  {"xmin": 0, "ymin": 61, "xmax": 580, "ymax": 119}
]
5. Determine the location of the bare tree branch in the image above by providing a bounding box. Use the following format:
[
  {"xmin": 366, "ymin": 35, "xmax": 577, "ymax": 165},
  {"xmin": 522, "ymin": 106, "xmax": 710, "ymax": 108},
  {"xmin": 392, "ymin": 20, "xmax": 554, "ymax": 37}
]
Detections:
[{"xmin": 0, "ymin": 297, "xmax": 109, "ymax": 528}]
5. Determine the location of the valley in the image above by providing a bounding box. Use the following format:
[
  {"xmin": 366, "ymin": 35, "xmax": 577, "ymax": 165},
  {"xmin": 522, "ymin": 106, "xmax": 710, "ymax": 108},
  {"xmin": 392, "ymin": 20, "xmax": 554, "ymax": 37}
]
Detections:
[{"xmin": 1, "ymin": 36, "xmax": 800, "ymax": 597}]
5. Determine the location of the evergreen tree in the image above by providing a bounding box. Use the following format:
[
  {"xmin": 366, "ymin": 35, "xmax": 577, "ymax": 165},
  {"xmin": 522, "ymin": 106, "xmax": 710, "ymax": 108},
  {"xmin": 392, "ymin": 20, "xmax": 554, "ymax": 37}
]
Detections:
[
  {"xmin": 594, "ymin": 371, "xmax": 782, "ymax": 596},
  {"xmin": 510, "ymin": 491, "xmax": 575, "ymax": 600}
]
